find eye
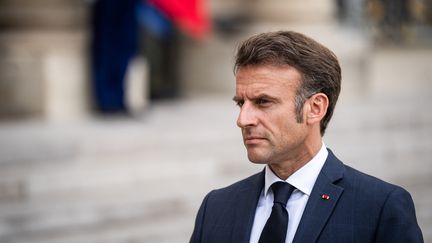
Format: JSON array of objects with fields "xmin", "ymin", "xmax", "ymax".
[
  {"xmin": 256, "ymin": 98, "xmax": 270, "ymax": 106},
  {"xmin": 235, "ymin": 100, "xmax": 244, "ymax": 107}
]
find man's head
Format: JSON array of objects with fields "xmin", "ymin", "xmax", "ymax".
[
  {"xmin": 233, "ymin": 31, "xmax": 341, "ymax": 170},
  {"xmin": 234, "ymin": 31, "xmax": 341, "ymax": 135}
]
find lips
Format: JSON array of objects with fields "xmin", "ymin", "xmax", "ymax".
[{"xmin": 244, "ymin": 136, "xmax": 266, "ymax": 145}]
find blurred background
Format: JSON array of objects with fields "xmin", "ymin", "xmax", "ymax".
[{"xmin": 0, "ymin": 0, "xmax": 431, "ymax": 242}]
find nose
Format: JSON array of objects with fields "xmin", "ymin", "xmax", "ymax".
[{"xmin": 237, "ymin": 102, "xmax": 258, "ymax": 128}]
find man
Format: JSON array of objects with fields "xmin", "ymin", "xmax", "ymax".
[{"xmin": 189, "ymin": 31, "xmax": 423, "ymax": 243}]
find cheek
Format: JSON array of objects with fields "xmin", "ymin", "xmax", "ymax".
[
  {"xmin": 260, "ymin": 105, "xmax": 298, "ymax": 136},
  {"xmin": 263, "ymin": 115, "xmax": 290, "ymax": 138},
  {"xmin": 274, "ymin": 115, "xmax": 304, "ymax": 139}
]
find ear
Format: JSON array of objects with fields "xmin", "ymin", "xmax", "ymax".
[{"xmin": 305, "ymin": 93, "xmax": 329, "ymax": 125}]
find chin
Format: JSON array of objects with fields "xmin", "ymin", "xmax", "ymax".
[{"xmin": 247, "ymin": 153, "xmax": 268, "ymax": 164}]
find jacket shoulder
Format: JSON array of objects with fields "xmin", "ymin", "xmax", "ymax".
[
  {"xmin": 342, "ymin": 164, "xmax": 403, "ymax": 196},
  {"xmin": 325, "ymin": 150, "xmax": 402, "ymax": 197}
]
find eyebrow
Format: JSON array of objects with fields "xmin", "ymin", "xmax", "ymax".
[
  {"xmin": 232, "ymin": 94, "xmax": 278, "ymax": 102},
  {"xmin": 254, "ymin": 94, "xmax": 276, "ymax": 100}
]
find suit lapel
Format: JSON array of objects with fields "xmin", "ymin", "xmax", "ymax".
[
  {"xmin": 293, "ymin": 150, "xmax": 345, "ymax": 243},
  {"xmin": 231, "ymin": 170, "xmax": 264, "ymax": 243}
]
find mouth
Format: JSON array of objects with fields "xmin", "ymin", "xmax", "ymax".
[{"xmin": 244, "ymin": 136, "xmax": 266, "ymax": 145}]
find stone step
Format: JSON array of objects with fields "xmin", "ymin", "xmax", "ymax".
[
  {"xmin": 1, "ymin": 214, "xmax": 192, "ymax": 243},
  {"xmin": 0, "ymin": 154, "xmax": 219, "ymax": 199},
  {"xmin": 0, "ymin": 170, "xmax": 212, "ymax": 241}
]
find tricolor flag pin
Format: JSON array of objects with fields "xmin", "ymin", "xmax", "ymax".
[{"xmin": 321, "ymin": 194, "xmax": 330, "ymax": 200}]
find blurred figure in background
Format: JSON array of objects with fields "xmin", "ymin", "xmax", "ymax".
[
  {"xmin": 138, "ymin": 2, "xmax": 179, "ymax": 100},
  {"xmin": 335, "ymin": 0, "xmax": 367, "ymax": 27},
  {"xmin": 143, "ymin": 0, "xmax": 210, "ymax": 100},
  {"xmin": 378, "ymin": 0, "xmax": 412, "ymax": 42},
  {"xmin": 91, "ymin": 0, "xmax": 140, "ymax": 114},
  {"xmin": 366, "ymin": 0, "xmax": 416, "ymax": 43},
  {"xmin": 91, "ymin": 0, "xmax": 210, "ymax": 114}
]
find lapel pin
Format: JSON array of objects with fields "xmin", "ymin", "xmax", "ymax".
[{"xmin": 321, "ymin": 194, "xmax": 330, "ymax": 200}]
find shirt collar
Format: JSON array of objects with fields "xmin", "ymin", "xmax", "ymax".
[{"xmin": 264, "ymin": 143, "xmax": 328, "ymax": 197}]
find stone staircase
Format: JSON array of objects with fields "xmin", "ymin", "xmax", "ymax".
[
  {"xmin": 0, "ymin": 98, "xmax": 255, "ymax": 243},
  {"xmin": 1, "ymin": 74, "xmax": 432, "ymax": 242}
]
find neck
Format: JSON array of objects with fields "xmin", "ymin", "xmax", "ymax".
[{"xmin": 269, "ymin": 139, "xmax": 322, "ymax": 180}]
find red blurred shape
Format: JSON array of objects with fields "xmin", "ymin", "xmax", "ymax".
[{"xmin": 148, "ymin": 0, "xmax": 211, "ymax": 40}]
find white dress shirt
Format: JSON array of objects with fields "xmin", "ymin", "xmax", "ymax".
[{"xmin": 249, "ymin": 143, "xmax": 328, "ymax": 243}]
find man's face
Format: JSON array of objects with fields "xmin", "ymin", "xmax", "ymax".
[{"xmin": 234, "ymin": 65, "xmax": 310, "ymax": 165}]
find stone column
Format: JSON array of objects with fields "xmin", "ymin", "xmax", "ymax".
[{"xmin": 0, "ymin": 0, "xmax": 91, "ymax": 120}]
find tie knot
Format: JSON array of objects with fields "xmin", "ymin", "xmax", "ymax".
[{"xmin": 271, "ymin": 182, "xmax": 295, "ymax": 206}]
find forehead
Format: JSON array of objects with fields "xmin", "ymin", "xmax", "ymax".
[{"xmin": 235, "ymin": 65, "xmax": 301, "ymax": 96}]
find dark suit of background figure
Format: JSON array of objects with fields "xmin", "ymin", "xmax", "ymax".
[
  {"xmin": 91, "ymin": 0, "xmax": 139, "ymax": 112},
  {"xmin": 190, "ymin": 150, "xmax": 424, "ymax": 243}
]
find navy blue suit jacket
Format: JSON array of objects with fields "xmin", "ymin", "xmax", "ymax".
[{"xmin": 190, "ymin": 150, "xmax": 423, "ymax": 243}]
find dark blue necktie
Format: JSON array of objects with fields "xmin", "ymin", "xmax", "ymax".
[{"xmin": 258, "ymin": 181, "xmax": 295, "ymax": 243}]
